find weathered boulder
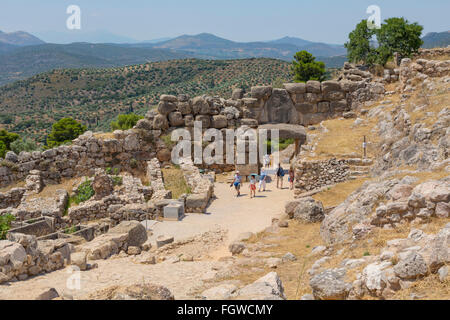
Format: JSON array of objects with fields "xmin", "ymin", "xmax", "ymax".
[
  {"xmin": 291, "ymin": 197, "xmax": 324, "ymax": 223},
  {"xmin": 168, "ymin": 112, "xmax": 184, "ymax": 127},
  {"xmin": 157, "ymin": 101, "xmax": 177, "ymax": 116},
  {"xmin": 92, "ymin": 173, "xmax": 114, "ymax": 200},
  {"xmin": 110, "ymin": 221, "xmax": 148, "ymax": 247},
  {"xmin": 306, "ymin": 80, "xmax": 321, "ymax": 93},
  {"xmin": 231, "ymin": 88, "xmax": 244, "ymax": 100},
  {"xmin": 229, "ymin": 242, "xmax": 246, "ymax": 255},
  {"xmin": 251, "ymin": 86, "xmax": 272, "ymax": 100},
  {"xmin": 192, "ymin": 97, "xmax": 210, "ymax": 115},
  {"xmin": 34, "ymin": 288, "xmax": 60, "ymax": 300},
  {"xmin": 201, "ymin": 284, "xmax": 238, "ymax": 300},
  {"xmin": 394, "ymin": 252, "xmax": 428, "ymax": 280},
  {"xmin": 70, "ymin": 251, "xmax": 87, "ymax": 271},
  {"xmin": 309, "ymin": 268, "xmax": 352, "ymax": 300},
  {"xmin": 160, "ymin": 94, "xmax": 178, "ymax": 103},
  {"xmin": 88, "ymin": 284, "xmax": 174, "ymax": 300},
  {"xmin": 236, "ymin": 272, "xmax": 286, "ymax": 300},
  {"xmin": 153, "ymin": 114, "xmax": 169, "ymax": 131},
  {"xmin": 283, "ymin": 83, "xmax": 306, "ymax": 94},
  {"xmin": 211, "ymin": 115, "xmax": 228, "ymax": 129}
]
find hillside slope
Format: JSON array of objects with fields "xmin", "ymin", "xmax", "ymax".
[
  {"xmin": 0, "ymin": 58, "xmax": 291, "ymax": 143},
  {"xmin": 0, "ymin": 43, "xmax": 193, "ymax": 85},
  {"xmin": 422, "ymin": 31, "xmax": 450, "ymax": 48}
]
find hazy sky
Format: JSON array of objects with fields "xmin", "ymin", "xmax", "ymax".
[{"xmin": 0, "ymin": 0, "xmax": 449, "ymax": 43}]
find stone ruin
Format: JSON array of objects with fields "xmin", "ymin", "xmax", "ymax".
[{"xmin": 0, "ymin": 60, "xmax": 395, "ymax": 286}]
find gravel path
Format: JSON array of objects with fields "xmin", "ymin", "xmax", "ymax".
[{"xmin": 0, "ymin": 180, "xmax": 292, "ymax": 300}]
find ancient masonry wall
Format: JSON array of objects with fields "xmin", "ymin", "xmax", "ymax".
[
  {"xmin": 294, "ymin": 158, "xmax": 373, "ymax": 195},
  {"xmin": 0, "ymin": 129, "xmax": 159, "ymax": 188},
  {"xmin": 145, "ymin": 77, "xmax": 385, "ymax": 134}
]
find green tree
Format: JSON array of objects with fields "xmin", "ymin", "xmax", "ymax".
[
  {"xmin": 0, "ymin": 214, "xmax": 15, "ymax": 240},
  {"xmin": 10, "ymin": 138, "xmax": 39, "ymax": 154},
  {"xmin": 345, "ymin": 17, "xmax": 423, "ymax": 66},
  {"xmin": 0, "ymin": 141, "xmax": 6, "ymax": 158},
  {"xmin": 292, "ymin": 51, "xmax": 326, "ymax": 83},
  {"xmin": 376, "ymin": 17, "xmax": 423, "ymax": 65},
  {"xmin": 344, "ymin": 20, "xmax": 378, "ymax": 65},
  {"xmin": 0, "ymin": 129, "xmax": 20, "ymax": 153},
  {"xmin": 110, "ymin": 113, "xmax": 144, "ymax": 131},
  {"xmin": 46, "ymin": 118, "xmax": 87, "ymax": 148}
]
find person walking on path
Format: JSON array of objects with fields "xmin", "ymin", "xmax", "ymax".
[
  {"xmin": 263, "ymin": 154, "xmax": 270, "ymax": 168},
  {"xmin": 259, "ymin": 169, "xmax": 267, "ymax": 192},
  {"xmin": 276, "ymin": 163, "xmax": 285, "ymax": 189},
  {"xmin": 288, "ymin": 167, "xmax": 295, "ymax": 190},
  {"xmin": 230, "ymin": 171, "xmax": 242, "ymax": 197},
  {"xmin": 249, "ymin": 174, "xmax": 257, "ymax": 198}
]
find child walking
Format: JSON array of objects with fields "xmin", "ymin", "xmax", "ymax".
[
  {"xmin": 231, "ymin": 171, "xmax": 242, "ymax": 197},
  {"xmin": 288, "ymin": 168, "xmax": 295, "ymax": 190},
  {"xmin": 249, "ymin": 174, "xmax": 257, "ymax": 198}
]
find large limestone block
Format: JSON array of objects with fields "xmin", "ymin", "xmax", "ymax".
[
  {"xmin": 283, "ymin": 83, "xmax": 306, "ymax": 94},
  {"xmin": 110, "ymin": 221, "xmax": 148, "ymax": 247},
  {"xmin": 259, "ymin": 88, "xmax": 297, "ymax": 124},
  {"xmin": 251, "ymin": 86, "xmax": 273, "ymax": 100}
]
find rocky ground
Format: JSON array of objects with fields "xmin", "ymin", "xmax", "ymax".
[{"xmin": 0, "ymin": 50, "xmax": 448, "ymax": 300}]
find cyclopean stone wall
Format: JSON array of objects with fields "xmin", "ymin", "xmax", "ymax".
[
  {"xmin": 294, "ymin": 158, "xmax": 373, "ymax": 195},
  {"xmin": 143, "ymin": 78, "xmax": 385, "ymax": 133},
  {"xmin": 0, "ymin": 128, "xmax": 161, "ymax": 188}
]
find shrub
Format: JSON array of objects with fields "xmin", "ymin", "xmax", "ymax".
[
  {"xmin": 0, "ymin": 129, "xmax": 20, "ymax": 156},
  {"xmin": 110, "ymin": 113, "xmax": 144, "ymax": 131},
  {"xmin": 112, "ymin": 176, "xmax": 123, "ymax": 186},
  {"xmin": 0, "ymin": 141, "xmax": 6, "ymax": 159},
  {"xmin": 265, "ymin": 138, "xmax": 295, "ymax": 153},
  {"xmin": 345, "ymin": 17, "xmax": 423, "ymax": 66},
  {"xmin": 129, "ymin": 158, "xmax": 138, "ymax": 169},
  {"xmin": 71, "ymin": 179, "xmax": 95, "ymax": 205},
  {"xmin": 10, "ymin": 138, "xmax": 39, "ymax": 154},
  {"xmin": 46, "ymin": 118, "xmax": 87, "ymax": 148},
  {"xmin": 64, "ymin": 226, "xmax": 77, "ymax": 234},
  {"xmin": 292, "ymin": 51, "xmax": 326, "ymax": 83},
  {"xmin": 0, "ymin": 214, "xmax": 16, "ymax": 240}
]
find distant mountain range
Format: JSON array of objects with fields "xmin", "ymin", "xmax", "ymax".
[
  {"xmin": 1, "ymin": 29, "xmax": 449, "ymax": 87},
  {"xmin": 0, "ymin": 30, "xmax": 45, "ymax": 46},
  {"xmin": 422, "ymin": 31, "xmax": 450, "ymax": 49},
  {"xmin": 0, "ymin": 43, "xmax": 193, "ymax": 85}
]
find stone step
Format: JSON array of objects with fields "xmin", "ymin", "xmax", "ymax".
[
  {"xmin": 348, "ymin": 170, "xmax": 369, "ymax": 176},
  {"xmin": 349, "ymin": 165, "xmax": 372, "ymax": 171},
  {"xmin": 349, "ymin": 174, "xmax": 370, "ymax": 180}
]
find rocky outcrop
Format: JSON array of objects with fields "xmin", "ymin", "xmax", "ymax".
[
  {"xmin": 201, "ymin": 272, "xmax": 286, "ymax": 300},
  {"xmin": 0, "ymin": 129, "xmax": 159, "ymax": 188},
  {"xmin": 321, "ymin": 176, "xmax": 449, "ymax": 245},
  {"xmin": 0, "ymin": 233, "xmax": 72, "ymax": 284},
  {"xmin": 285, "ymin": 197, "xmax": 325, "ymax": 223},
  {"xmin": 87, "ymin": 283, "xmax": 174, "ymax": 300},
  {"xmin": 76, "ymin": 221, "xmax": 148, "ymax": 260}
]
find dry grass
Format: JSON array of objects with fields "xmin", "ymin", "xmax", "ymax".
[
  {"xmin": 321, "ymin": 217, "xmax": 450, "ymax": 294},
  {"xmin": 214, "ymin": 221, "xmax": 324, "ymax": 300},
  {"xmin": 389, "ymin": 167, "xmax": 450, "ymax": 185},
  {"xmin": 27, "ymin": 177, "xmax": 82, "ymax": 200},
  {"xmin": 391, "ymin": 270, "xmax": 450, "ymax": 300},
  {"xmin": 312, "ymin": 177, "xmax": 371, "ymax": 208},
  {"xmin": 308, "ymin": 117, "xmax": 379, "ymax": 160},
  {"xmin": 161, "ymin": 166, "xmax": 191, "ymax": 199},
  {"xmin": 0, "ymin": 180, "xmax": 26, "ymax": 193},
  {"xmin": 93, "ymin": 132, "xmax": 115, "ymax": 140}
]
